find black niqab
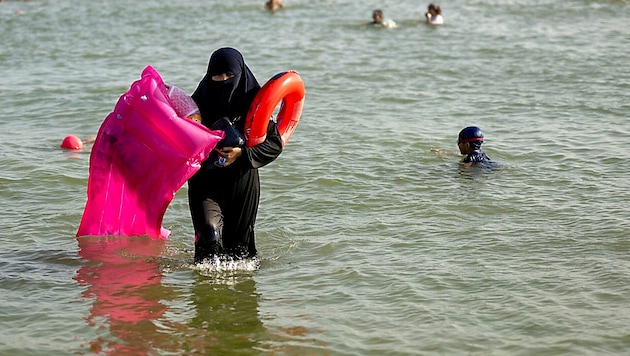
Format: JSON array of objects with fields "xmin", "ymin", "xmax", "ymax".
[{"xmin": 192, "ymin": 47, "xmax": 260, "ymax": 128}]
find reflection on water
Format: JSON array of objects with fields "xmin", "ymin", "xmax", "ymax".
[
  {"xmin": 75, "ymin": 236, "xmax": 270, "ymax": 354},
  {"xmin": 187, "ymin": 276, "xmax": 265, "ymax": 354},
  {"xmin": 74, "ymin": 236, "xmax": 173, "ymax": 354}
]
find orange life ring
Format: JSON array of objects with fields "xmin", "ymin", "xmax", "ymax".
[{"xmin": 244, "ymin": 71, "xmax": 305, "ymax": 147}]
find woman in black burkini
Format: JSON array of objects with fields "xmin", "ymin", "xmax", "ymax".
[{"xmin": 188, "ymin": 47, "xmax": 283, "ymax": 263}]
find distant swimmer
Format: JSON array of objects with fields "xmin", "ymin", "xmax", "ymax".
[
  {"xmin": 425, "ymin": 3, "xmax": 444, "ymax": 25},
  {"xmin": 431, "ymin": 126, "xmax": 501, "ymax": 169},
  {"xmin": 368, "ymin": 9, "xmax": 397, "ymax": 29},
  {"xmin": 264, "ymin": 0, "xmax": 284, "ymax": 12},
  {"xmin": 456, "ymin": 126, "xmax": 492, "ymax": 168}
]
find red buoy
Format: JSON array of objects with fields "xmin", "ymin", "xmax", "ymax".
[{"xmin": 60, "ymin": 135, "xmax": 84, "ymax": 150}]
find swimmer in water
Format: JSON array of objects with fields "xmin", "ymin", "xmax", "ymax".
[
  {"xmin": 264, "ymin": 0, "xmax": 284, "ymax": 12},
  {"xmin": 432, "ymin": 126, "xmax": 499, "ymax": 169},
  {"xmin": 367, "ymin": 9, "xmax": 398, "ymax": 29},
  {"xmin": 425, "ymin": 3, "xmax": 444, "ymax": 25},
  {"xmin": 456, "ymin": 126, "xmax": 493, "ymax": 168}
]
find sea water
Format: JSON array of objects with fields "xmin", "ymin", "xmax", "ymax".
[{"xmin": 1, "ymin": 0, "xmax": 629, "ymax": 354}]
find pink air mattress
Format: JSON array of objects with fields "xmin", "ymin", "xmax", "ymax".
[{"xmin": 77, "ymin": 65, "xmax": 222, "ymax": 239}]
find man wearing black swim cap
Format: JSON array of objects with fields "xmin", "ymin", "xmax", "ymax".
[{"xmin": 457, "ymin": 126, "xmax": 491, "ymax": 168}]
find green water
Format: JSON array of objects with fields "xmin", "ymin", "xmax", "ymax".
[{"xmin": 1, "ymin": 0, "xmax": 629, "ymax": 354}]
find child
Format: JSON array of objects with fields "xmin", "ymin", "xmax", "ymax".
[{"xmin": 457, "ymin": 126, "xmax": 492, "ymax": 168}]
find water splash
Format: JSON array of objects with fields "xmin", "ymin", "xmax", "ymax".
[{"xmin": 191, "ymin": 255, "xmax": 260, "ymax": 276}]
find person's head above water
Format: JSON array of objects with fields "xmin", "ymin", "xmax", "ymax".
[
  {"xmin": 427, "ymin": 3, "xmax": 441, "ymax": 15},
  {"xmin": 372, "ymin": 9, "xmax": 383, "ymax": 23},
  {"xmin": 265, "ymin": 0, "xmax": 284, "ymax": 11},
  {"xmin": 458, "ymin": 126, "xmax": 484, "ymax": 151}
]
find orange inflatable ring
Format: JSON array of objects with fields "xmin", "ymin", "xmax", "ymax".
[{"xmin": 244, "ymin": 71, "xmax": 305, "ymax": 147}]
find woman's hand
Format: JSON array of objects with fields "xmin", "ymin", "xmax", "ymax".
[{"xmin": 217, "ymin": 147, "xmax": 242, "ymax": 167}]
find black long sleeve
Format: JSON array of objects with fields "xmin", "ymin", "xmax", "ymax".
[{"xmin": 242, "ymin": 119, "xmax": 283, "ymax": 169}]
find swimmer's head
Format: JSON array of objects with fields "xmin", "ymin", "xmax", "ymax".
[
  {"xmin": 458, "ymin": 126, "xmax": 484, "ymax": 150},
  {"xmin": 373, "ymin": 9, "xmax": 383, "ymax": 22},
  {"xmin": 428, "ymin": 3, "xmax": 441, "ymax": 15}
]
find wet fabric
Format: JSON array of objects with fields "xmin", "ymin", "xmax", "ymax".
[
  {"xmin": 463, "ymin": 150, "xmax": 491, "ymax": 164},
  {"xmin": 192, "ymin": 47, "xmax": 261, "ymax": 127},
  {"xmin": 188, "ymin": 48, "xmax": 283, "ymax": 260}
]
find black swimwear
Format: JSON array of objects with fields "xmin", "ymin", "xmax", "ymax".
[
  {"xmin": 188, "ymin": 48, "xmax": 283, "ymax": 262},
  {"xmin": 463, "ymin": 151, "xmax": 491, "ymax": 164}
]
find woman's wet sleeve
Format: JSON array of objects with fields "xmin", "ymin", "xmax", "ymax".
[{"xmin": 242, "ymin": 120, "xmax": 283, "ymax": 169}]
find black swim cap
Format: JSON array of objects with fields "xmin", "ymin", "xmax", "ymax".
[{"xmin": 458, "ymin": 126, "xmax": 484, "ymax": 143}]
